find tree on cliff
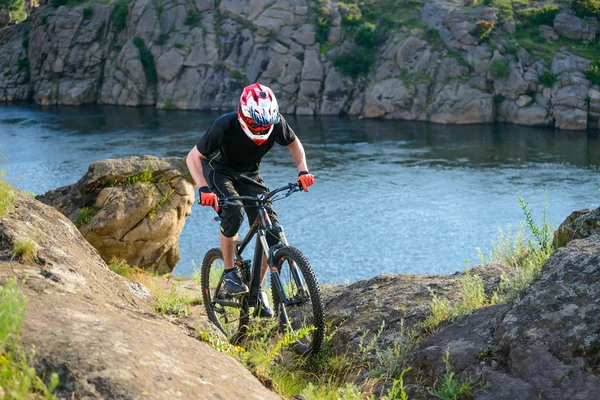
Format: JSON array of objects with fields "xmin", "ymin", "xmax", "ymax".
[{"xmin": 0, "ymin": 0, "xmax": 26, "ymax": 23}]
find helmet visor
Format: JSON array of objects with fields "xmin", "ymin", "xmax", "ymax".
[{"xmin": 244, "ymin": 117, "xmax": 272, "ymax": 135}]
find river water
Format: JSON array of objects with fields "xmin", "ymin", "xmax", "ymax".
[{"xmin": 1, "ymin": 104, "xmax": 598, "ymax": 283}]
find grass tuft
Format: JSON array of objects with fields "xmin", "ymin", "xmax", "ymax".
[
  {"xmin": 75, "ymin": 206, "xmax": 101, "ymax": 227},
  {"xmin": 10, "ymin": 237, "xmax": 37, "ymax": 263},
  {"xmin": 0, "ymin": 171, "xmax": 17, "ymax": 218},
  {"xmin": 1, "ymin": 278, "xmax": 60, "ymax": 399},
  {"xmin": 429, "ymin": 349, "xmax": 472, "ymax": 399}
]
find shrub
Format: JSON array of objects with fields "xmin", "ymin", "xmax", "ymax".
[
  {"xmin": 10, "ymin": 237, "xmax": 36, "ymax": 263},
  {"xmin": 538, "ymin": 70, "xmax": 557, "ymax": 87},
  {"xmin": 21, "ymin": 37, "xmax": 28, "ymax": 49},
  {"xmin": 572, "ymin": 0, "xmax": 600, "ymax": 18},
  {"xmin": 474, "ymin": 20, "xmax": 494, "ymax": 42},
  {"xmin": 341, "ymin": 3, "xmax": 362, "ymax": 26},
  {"xmin": 229, "ymin": 70, "xmax": 244, "ymax": 80},
  {"xmin": 333, "ymin": 50, "xmax": 375, "ymax": 79},
  {"xmin": 519, "ymin": 5, "xmax": 560, "ymax": 27},
  {"xmin": 424, "ymin": 28, "xmax": 440, "ymax": 43},
  {"xmin": 315, "ymin": 15, "xmax": 332, "ymax": 44},
  {"xmin": 355, "ymin": 22, "xmax": 378, "ymax": 47},
  {"xmin": 584, "ymin": 62, "xmax": 600, "ymax": 86},
  {"xmin": 133, "ymin": 37, "xmax": 158, "ymax": 87},
  {"xmin": 112, "ymin": 0, "xmax": 129, "ymax": 32},
  {"xmin": 184, "ymin": 9, "xmax": 199, "ymax": 26},
  {"xmin": 505, "ymin": 43, "xmax": 518, "ymax": 54},
  {"xmin": 83, "ymin": 6, "xmax": 93, "ymax": 20},
  {"xmin": 156, "ymin": 32, "xmax": 168, "ymax": 46},
  {"xmin": 488, "ymin": 58, "xmax": 509, "ymax": 79},
  {"xmin": 75, "ymin": 206, "xmax": 100, "ymax": 227}
]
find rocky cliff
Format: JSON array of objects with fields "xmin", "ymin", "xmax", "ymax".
[{"xmin": 0, "ymin": 0, "xmax": 599, "ymax": 130}]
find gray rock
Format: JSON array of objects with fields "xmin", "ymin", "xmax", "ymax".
[
  {"xmin": 539, "ymin": 25, "xmax": 559, "ymax": 43},
  {"xmin": 553, "ymin": 208, "xmax": 600, "ymax": 248},
  {"xmin": 516, "ymin": 95, "xmax": 533, "ymax": 107},
  {"xmin": 428, "ymin": 83, "xmax": 494, "ymax": 124},
  {"xmin": 156, "ymin": 50, "xmax": 184, "ymax": 82},
  {"xmin": 494, "ymin": 67, "xmax": 529, "ymax": 101},
  {"xmin": 554, "ymin": 12, "xmax": 598, "ymax": 41},
  {"xmin": 319, "ymin": 68, "xmax": 350, "ymax": 115},
  {"xmin": 552, "ymin": 51, "xmax": 592, "ymax": 76},
  {"xmin": 553, "ymin": 106, "xmax": 588, "ymax": 130},
  {"xmin": 301, "ymin": 49, "xmax": 323, "ymax": 81}
]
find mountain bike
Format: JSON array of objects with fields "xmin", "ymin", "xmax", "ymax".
[{"xmin": 200, "ymin": 182, "xmax": 325, "ymax": 355}]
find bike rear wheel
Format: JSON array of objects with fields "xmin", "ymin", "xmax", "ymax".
[
  {"xmin": 201, "ymin": 248, "xmax": 249, "ymax": 343},
  {"xmin": 271, "ymin": 246, "xmax": 325, "ymax": 355}
]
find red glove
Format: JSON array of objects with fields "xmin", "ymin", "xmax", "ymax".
[
  {"xmin": 199, "ymin": 186, "xmax": 219, "ymax": 211},
  {"xmin": 297, "ymin": 171, "xmax": 314, "ymax": 192}
]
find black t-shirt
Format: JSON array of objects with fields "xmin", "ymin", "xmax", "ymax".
[{"xmin": 196, "ymin": 112, "xmax": 297, "ymax": 172}]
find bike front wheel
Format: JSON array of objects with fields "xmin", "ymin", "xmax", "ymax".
[
  {"xmin": 201, "ymin": 248, "xmax": 249, "ymax": 343},
  {"xmin": 271, "ymin": 246, "xmax": 325, "ymax": 355}
]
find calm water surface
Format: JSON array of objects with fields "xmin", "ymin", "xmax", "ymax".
[{"xmin": 1, "ymin": 104, "xmax": 598, "ymax": 283}]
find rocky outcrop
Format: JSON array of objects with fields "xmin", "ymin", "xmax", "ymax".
[
  {"xmin": 0, "ymin": 190, "xmax": 280, "ymax": 399},
  {"xmin": 404, "ymin": 234, "xmax": 600, "ymax": 399},
  {"xmin": 553, "ymin": 207, "xmax": 600, "ymax": 248},
  {"xmin": 37, "ymin": 155, "xmax": 194, "ymax": 274},
  {"xmin": 0, "ymin": 0, "xmax": 599, "ymax": 129}
]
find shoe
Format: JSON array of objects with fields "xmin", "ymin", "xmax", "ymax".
[
  {"xmin": 222, "ymin": 269, "xmax": 249, "ymax": 295},
  {"xmin": 254, "ymin": 290, "xmax": 273, "ymax": 318}
]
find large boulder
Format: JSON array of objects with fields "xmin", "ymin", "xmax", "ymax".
[
  {"xmin": 403, "ymin": 234, "xmax": 600, "ymax": 399},
  {"xmin": 0, "ymin": 190, "xmax": 280, "ymax": 399},
  {"xmin": 553, "ymin": 207, "xmax": 600, "ymax": 248},
  {"xmin": 37, "ymin": 156, "xmax": 194, "ymax": 274}
]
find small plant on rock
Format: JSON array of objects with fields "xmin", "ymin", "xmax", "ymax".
[
  {"xmin": 0, "ymin": 171, "xmax": 17, "ymax": 218},
  {"xmin": 538, "ymin": 70, "xmax": 557, "ymax": 87},
  {"xmin": 474, "ymin": 20, "xmax": 494, "ymax": 42},
  {"xmin": 572, "ymin": 0, "xmax": 600, "ymax": 18},
  {"xmin": 488, "ymin": 58, "xmax": 509, "ymax": 79},
  {"xmin": 429, "ymin": 349, "xmax": 472, "ymax": 400},
  {"xmin": 10, "ymin": 237, "xmax": 36, "ymax": 263},
  {"xmin": 584, "ymin": 61, "xmax": 600, "ymax": 86},
  {"xmin": 75, "ymin": 206, "xmax": 100, "ymax": 227}
]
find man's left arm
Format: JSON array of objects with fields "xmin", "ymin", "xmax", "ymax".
[{"xmin": 288, "ymin": 138, "xmax": 314, "ymax": 192}]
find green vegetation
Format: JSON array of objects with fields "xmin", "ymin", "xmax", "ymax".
[
  {"xmin": 474, "ymin": 20, "xmax": 494, "ymax": 42},
  {"xmin": 386, "ymin": 367, "xmax": 411, "ymax": 400},
  {"xmin": 83, "ymin": 6, "xmax": 93, "ymax": 21},
  {"xmin": 149, "ymin": 188, "xmax": 174, "ymax": 220},
  {"xmin": 229, "ymin": 69, "xmax": 245, "ymax": 80},
  {"xmin": 112, "ymin": 0, "xmax": 130, "ymax": 32},
  {"xmin": 163, "ymin": 99, "xmax": 175, "ymax": 109},
  {"xmin": 333, "ymin": 50, "xmax": 375, "ymax": 79},
  {"xmin": 108, "ymin": 257, "xmax": 137, "ymax": 278},
  {"xmin": 1, "ymin": 0, "xmax": 26, "ymax": 22},
  {"xmin": 0, "ymin": 171, "xmax": 17, "ymax": 218},
  {"xmin": 75, "ymin": 206, "xmax": 100, "ymax": 227},
  {"xmin": 10, "ymin": 237, "xmax": 36, "ymax": 263},
  {"xmin": 133, "ymin": 37, "xmax": 158, "ymax": 87},
  {"xmin": 429, "ymin": 349, "xmax": 472, "ymax": 399},
  {"xmin": 156, "ymin": 32, "xmax": 168, "ymax": 46},
  {"xmin": 572, "ymin": 0, "xmax": 600, "ymax": 18},
  {"xmin": 21, "ymin": 37, "xmax": 29, "ymax": 50},
  {"xmin": 124, "ymin": 165, "xmax": 154, "ymax": 185},
  {"xmin": 518, "ymin": 5, "xmax": 560, "ymax": 28},
  {"xmin": 154, "ymin": 286, "xmax": 200, "ymax": 317},
  {"xmin": 477, "ymin": 197, "xmax": 554, "ymax": 303},
  {"xmin": 538, "ymin": 70, "xmax": 557, "ymax": 87},
  {"xmin": 173, "ymin": 42, "xmax": 184, "ymax": 49},
  {"xmin": 585, "ymin": 61, "xmax": 600, "ymax": 86},
  {"xmin": 488, "ymin": 58, "xmax": 509, "ymax": 79},
  {"xmin": 184, "ymin": 8, "xmax": 200, "ymax": 26},
  {"xmin": 1, "ymin": 278, "xmax": 60, "ymax": 399}
]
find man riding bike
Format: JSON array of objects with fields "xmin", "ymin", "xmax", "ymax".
[{"xmin": 186, "ymin": 83, "xmax": 315, "ymax": 317}]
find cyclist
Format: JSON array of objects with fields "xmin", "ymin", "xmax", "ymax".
[{"xmin": 186, "ymin": 83, "xmax": 315, "ymax": 317}]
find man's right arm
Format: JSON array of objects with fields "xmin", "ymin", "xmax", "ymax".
[
  {"xmin": 186, "ymin": 147, "xmax": 219, "ymax": 211},
  {"xmin": 186, "ymin": 146, "xmax": 208, "ymax": 188}
]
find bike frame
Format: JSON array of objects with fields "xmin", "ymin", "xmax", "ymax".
[{"xmin": 220, "ymin": 184, "xmax": 305, "ymax": 310}]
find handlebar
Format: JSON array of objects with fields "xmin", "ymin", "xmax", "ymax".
[{"xmin": 204, "ymin": 182, "xmax": 303, "ymax": 209}]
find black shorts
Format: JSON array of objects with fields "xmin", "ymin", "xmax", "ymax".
[{"xmin": 203, "ymin": 164, "xmax": 280, "ymax": 244}]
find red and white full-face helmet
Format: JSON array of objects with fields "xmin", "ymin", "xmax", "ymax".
[{"xmin": 237, "ymin": 83, "xmax": 280, "ymax": 145}]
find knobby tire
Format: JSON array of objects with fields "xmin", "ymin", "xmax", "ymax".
[{"xmin": 271, "ymin": 246, "xmax": 325, "ymax": 355}]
